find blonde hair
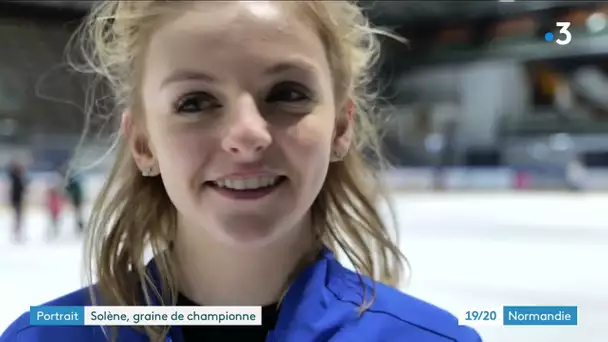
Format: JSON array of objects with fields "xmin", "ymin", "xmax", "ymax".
[{"xmin": 74, "ymin": 1, "xmax": 407, "ymax": 340}]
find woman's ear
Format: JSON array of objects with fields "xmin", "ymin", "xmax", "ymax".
[
  {"xmin": 331, "ymin": 99, "xmax": 354, "ymax": 162},
  {"xmin": 121, "ymin": 111, "xmax": 158, "ymax": 176}
]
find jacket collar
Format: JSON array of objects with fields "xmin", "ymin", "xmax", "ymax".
[{"xmin": 140, "ymin": 247, "xmax": 337, "ymax": 342}]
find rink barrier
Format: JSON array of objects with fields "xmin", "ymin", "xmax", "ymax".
[{"xmin": 3, "ymin": 167, "xmax": 608, "ymax": 207}]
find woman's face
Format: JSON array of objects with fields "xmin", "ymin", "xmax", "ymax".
[{"xmin": 130, "ymin": 1, "xmax": 352, "ymax": 248}]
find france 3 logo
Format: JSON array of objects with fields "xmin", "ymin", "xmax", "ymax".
[{"xmin": 544, "ymin": 22, "xmax": 572, "ymax": 45}]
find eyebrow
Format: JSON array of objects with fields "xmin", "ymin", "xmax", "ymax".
[
  {"xmin": 160, "ymin": 70, "xmax": 216, "ymax": 89},
  {"xmin": 264, "ymin": 60, "xmax": 317, "ymax": 76},
  {"xmin": 160, "ymin": 60, "xmax": 317, "ymax": 89}
]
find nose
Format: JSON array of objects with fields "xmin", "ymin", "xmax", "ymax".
[{"xmin": 221, "ymin": 96, "xmax": 272, "ymax": 160}]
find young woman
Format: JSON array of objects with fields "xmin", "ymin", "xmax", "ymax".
[{"xmin": 1, "ymin": 1, "xmax": 480, "ymax": 341}]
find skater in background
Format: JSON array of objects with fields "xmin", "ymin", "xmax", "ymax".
[
  {"xmin": 7, "ymin": 161, "xmax": 27, "ymax": 243},
  {"xmin": 65, "ymin": 172, "xmax": 85, "ymax": 233},
  {"xmin": 45, "ymin": 171, "xmax": 64, "ymax": 239}
]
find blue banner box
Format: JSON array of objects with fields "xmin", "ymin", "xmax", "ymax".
[
  {"xmin": 30, "ymin": 306, "xmax": 85, "ymax": 326},
  {"xmin": 503, "ymin": 306, "xmax": 577, "ymax": 326}
]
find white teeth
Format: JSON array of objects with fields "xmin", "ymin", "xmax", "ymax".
[{"xmin": 214, "ymin": 176, "xmax": 280, "ymax": 190}]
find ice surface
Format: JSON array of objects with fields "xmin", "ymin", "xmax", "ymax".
[
  {"xmin": 0, "ymin": 206, "xmax": 85, "ymax": 334},
  {"xmin": 1, "ymin": 193, "xmax": 607, "ymax": 341}
]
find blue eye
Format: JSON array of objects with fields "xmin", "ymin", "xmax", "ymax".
[{"xmin": 174, "ymin": 92, "xmax": 221, "ymax": 114}]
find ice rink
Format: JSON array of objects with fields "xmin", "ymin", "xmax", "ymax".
[{"xmin": 1, "ymin": 193, "xmax": 607, "ymax": 341}]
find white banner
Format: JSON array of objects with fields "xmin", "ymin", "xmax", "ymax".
[{"xmin": 83, "ymin": 306, "xmax": 262, "ymax": 326}]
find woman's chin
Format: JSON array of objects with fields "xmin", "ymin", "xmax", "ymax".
[{"xmin": 211, "ymin": 224, "xmax": 284, "ymax": 250}]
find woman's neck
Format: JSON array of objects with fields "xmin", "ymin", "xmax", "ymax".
[{"xmin": 173, "ymin": 218, "xmax": 315, "ymax": 306}]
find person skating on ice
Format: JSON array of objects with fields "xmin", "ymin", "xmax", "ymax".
[
  {"xmin": 65, "ymin": 172, "xmax": 85, "ymax": 233},
  {"xmin": 45, "ymin": 170, "xmax": 64, "ymax": 240},
  {"xmin": 7, "ymin": 160, "xmax": 27, "ymax": 243}
]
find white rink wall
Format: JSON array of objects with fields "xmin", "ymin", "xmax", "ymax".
[{"xmin": 5, "ymin": 167, "xmax": 608, "ymax": 207}]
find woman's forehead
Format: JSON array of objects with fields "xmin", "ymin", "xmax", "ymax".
[
  {"xmin": 152, "ymin": 1, "xmax": 303, "ymax": 38},
  {"xmin": 142, "ymin": 2, "xmax": 330, "ymax": 86}
]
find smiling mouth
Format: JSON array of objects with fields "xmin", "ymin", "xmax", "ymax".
[{"xmin": 205, "ymin": 176, "xmax": 287, "ymax": 191}]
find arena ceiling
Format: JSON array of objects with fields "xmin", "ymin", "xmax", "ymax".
[
  {"xmin": 5, "ymin": 1, "xmax": 588, "ymax": 27},
  {"xmin": 361, "ymin": 1, "xmax": 584, "ymax": 27}
]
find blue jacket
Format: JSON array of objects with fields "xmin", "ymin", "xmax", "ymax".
[{"xmin": 1, "ymin": 248, "xmax": 481, "ymax": 341}]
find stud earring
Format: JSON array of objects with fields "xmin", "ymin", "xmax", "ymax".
[
  {"xmin": 331, "ymin": 150, "xmax": 344, "ymax": 162},
  {"xmin": 142, "ymin": 166, "xmax": 155, "ymax": 177}
]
